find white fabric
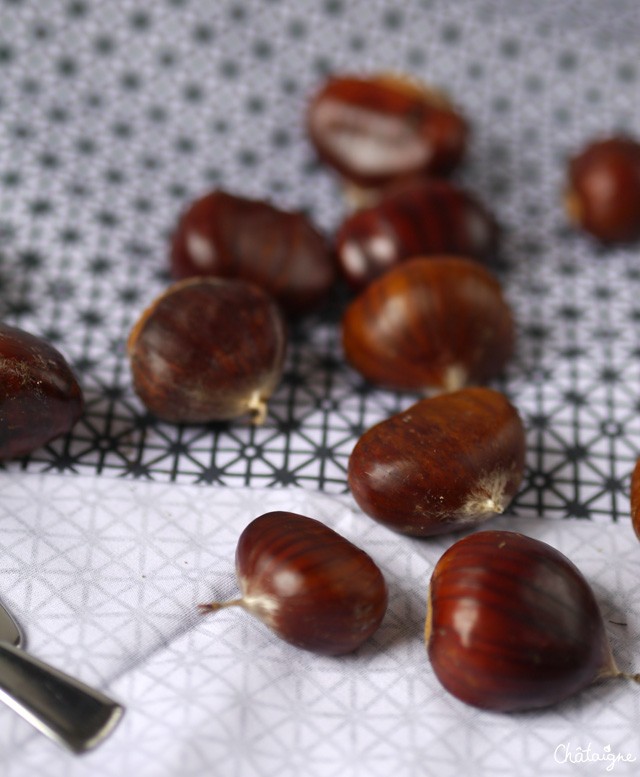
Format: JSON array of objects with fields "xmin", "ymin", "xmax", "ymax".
[{"xmin": 0, "ymin": 473, "xmax": 637, "ymax": 776}]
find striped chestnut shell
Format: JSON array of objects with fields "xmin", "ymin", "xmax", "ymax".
[
  {"xmin": 170, "ymin": 189, "xmax": 336, "ymax": 316},
  {"xmin": 128, "ymin": 277, "xmax": 286, "ymax": 424},
  {"xmin": 426, "ymin": 530, "xmax": 623, "ymax": 711},
  {"xmin": 200, "ymin": 511, "xmax": 388, "ymax": 656},
  {"xmin": 348, "ymin": 387, "xmax": 525, "ymax": 537},
  {"xmin": 307, "ymin": 73, "xmax": 468, "ymax": 197},
  {"xmin": 335, "ymin": 178, "xmax": 498, "ymax": 290},
  {"xmin": 342, "ymin": 256, "xmax": 515, "ymax": 393}
]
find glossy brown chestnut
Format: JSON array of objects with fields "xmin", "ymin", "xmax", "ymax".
[
  {"xmin": 630, "ymin": 456, "xmax": 640, "ymax": 541},
  {"xmin": 335, "ymin": 178, "xmax": 499, "ymax": 289},
  {"xmin": 565, "ymin": 136, "xmax": 640, "ymax": 244},
  {"xmin": 170, "ymin": 189, "xmax": 337, "ymax": 316},
  {"xmin": 348, "ymin": 388, "xmax": 525, "ymax": 537},
  {"xmin": 307, "ymin": 73, "xmax": 468, "ymax": 196},
  {"xmin": 426, "ymin": 530, "xmax": 630, "ymax": 711},
  {"xmin": 0, "ymin": 324, "xmax": 84, "ymax": 459},
  {"xmin": 128, "ymin": 277, "xmax": 286, "ymax": 424},
  {"xmin": 199, "ymin": 511, "xmax": 388, "ymax": 655},
  {"xmin": 342, "ymin": 256, "xmax": 515, "ymax": 392}
]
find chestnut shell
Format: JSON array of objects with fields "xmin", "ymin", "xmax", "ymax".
[
  {"xmin": 170, "ymin": 189, "xmax": 336, "ymax": 316},
  {"xmin": 335, "ymin": 179, "xmax": 498, "ymax": 290},
  {"xmin": 234, "ymin": 511, "xmax": 388, "ymax": 655},
  {"xmin": 128, "ymin": 277, "xmax": 287, "ymax": 424},
  {"xmin": 348, "ymin": 387, "xmax": 525, "ymax": 537},
  {"xmin": 630, "ymin": 456, "xmax": 640, "ymax": 541},
  {"xmin": 307, "ymin": 73, "xmax": 468, "ymax": 191},
  {"xmin": 342, "ymin": 256, "xmax": 515, "ymax": 392},
  {"xmin": 426, "ymin": 530, "xmax": 616, "ymax": 711},
  {"xmin": 0, "ymin": 324, "xmax": 84, "ymax": 459},
  {"xmin": 566, "ymin": 136, "xmax": 640, "ymax": 244}
]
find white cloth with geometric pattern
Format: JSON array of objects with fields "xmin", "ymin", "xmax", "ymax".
[{"xmin": 0, "ymin": 473, "xmax": 638, "ymax": 777}]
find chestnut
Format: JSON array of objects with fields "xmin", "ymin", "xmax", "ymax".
[
  {"xmin": 348, "ymin": 387, "xmax": 525, "ymax": 537},
  {"xmin": 199, "ymin": 511, "xmax": 388, "ymax": 655},
  {"xmin": 426, "ymin": 530, "xmax": 636, "ymax": 711},
  {"xmin": 565, "ymin": 136, "xmax": 640, "ymax": 244},
  {"xmin": 306, "ymin": 73, "xmax": 468, "ymax": 199},
  {"xmin": 630, "ymin": 456, "xmax": 640, "ymax": 542},
  {"xmin": 128, "ymin": 277, "xmax": 286, "ymax": 424},
  {"xmin": 0, "ymin": 323, "xmax": 83, "ymax": 459},
  {"xmin": 170, "ymin": 189, "xmax": 337, "ymax": 316},
  {"xmin": 335, "ymin": 178, "xmax": 499, "ymax": 289},
  {"xmin": 342, "ymin": 256, "xmax": 515, "ymax": 392}
]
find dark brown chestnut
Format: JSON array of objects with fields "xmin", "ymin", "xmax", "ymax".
[
  {"xmin": 170, "ymin": 189, "xmax": 337, "ymax": 316},
  {"xmin": 348, "ymin": 388, "xmax": 525, "ymax": 537},
  {"xmin": 307, "ymin": 73, "xmax": 468, "ymax": 199},
  {"xmin": 199, "ymin": 511, "xmax": 388, "ymax": 655},
  {"xmin": 630, "ymin": 456, "xmax": 640, "ymax": 542},
  {"xmin": 0, "ymin": 324, "xmax": 84, "ymax": 458},
  {"xmin": 128, "ymin": 277, "xmax": 287, "ymax": 424},
  {"xmin": 565, "ymin": 136, "xmax": 640, "ymax": 244},
  {"xmin": 335, "ymin": 178, "xmax": 499, "ymax": 289},
  {"xmin": 426, "ymin": 530, "xmax": 635, "ymax": 711},
  {"xmin": 342, "ymin": 256, "xmax": 515, "ymax": 392}
]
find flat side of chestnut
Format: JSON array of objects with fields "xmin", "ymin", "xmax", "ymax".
[
  {"xmin": 0, "ymin": 324, "xmax": 84, "ymax": 459},
  {"xmin": 341, "ymin": 256, "xmax": 515, "ymax": 392},
  {"xmin": 233, "ymin": 511, "xmax": 389, "ymax": 655},
  {"xmin": 335, "ymin": 179, "xmax": 499, "ymax": 290},
  {"xmin": 426, "ymin": 530, "xmax": 617, "ymax": 711},
  {"xmin": 348, "ymin": 387, "xmax": 525, "ymax": 536},
  {"xmin": 630, "ymin": 456, "xmax": 640, "ymax": 541},
  {"xmin": 306, "ymin": 74, "xmax": 468, "ymax": 190},
  {"xmin": 566, "ymin": 136, "xmax": 640, "ymax": 244},
  {"xmin": 170, "ymin": 190, "xmax": 336, "ymax": 316},
  {"xmin": 128, "ymin": 277, "xmax": 287, "ymax": 424}
]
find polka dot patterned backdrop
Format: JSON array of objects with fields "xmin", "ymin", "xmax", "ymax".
[{"xmin": 1, "ymin": 0, "xmax": 640, "ymax": 522}]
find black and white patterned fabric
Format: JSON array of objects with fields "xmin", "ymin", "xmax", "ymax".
[
  {"xmin": 2, "ymin": 2, "xmax": 640, "ymax": 775},
  {"xmin": 0, "ymin": 476, "xmax": 638, "ymax": 777},
  {"xmin": 1, "ymin": 0, "xmax": 640, "ymax": 523}
]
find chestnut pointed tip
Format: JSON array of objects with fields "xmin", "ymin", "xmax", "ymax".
[
  {"xmin": 247, "ymin": 390, "xmax": 269, "ymax": 425},
  {"xmin": 198, "ymin": 599, "xmax": 245, "ymax": 614},
  {"xmin": 441, "ymin": 364, "xmax": 468, "ymax": 393},
  {"xmin": 483, "ymin": 498, "xmax": 504, "ymax": 515}
]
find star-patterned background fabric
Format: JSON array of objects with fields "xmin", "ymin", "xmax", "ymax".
[{"xmin": 1, "ymin": 0, "xmax": 640, "ymax": 774}]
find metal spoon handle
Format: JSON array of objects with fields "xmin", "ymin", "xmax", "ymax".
[{"xmin": 0, "ymin": 642, "xmax": 123, "ymax": 753}]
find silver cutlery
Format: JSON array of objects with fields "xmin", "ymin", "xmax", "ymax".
[{"xmin": 0, "ymin": 599, "xmax": 124, "ymax": 753}]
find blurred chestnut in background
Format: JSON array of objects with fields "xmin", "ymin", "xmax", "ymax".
[
  {"xmin": 170, "ymin": 190, "xmax": 337, "ymax": 316},
  {"xmin": 565, "ymin": 136, "xmax": 640, "ymax": 244},
  {"xmin": 335, "ymin": 178, "xmax": 498, "ymax": 290},
  {"xmin": 307, "ymin": 73, "xmax": 468, "ymax": 200},
  {"xmin": 128, "ymin": 278, "xmax": 286, "ymax": 424},
  {"xmin": 0, "ymin": 323, "xmax": 83, "ymax": 459},
  {"xmin": 342, "ymin": 256, "xmax": 515, "ymax": 393},
  {"xmin": 348, "ymin": 387, "xmax": 525, "ymax": 537}
]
